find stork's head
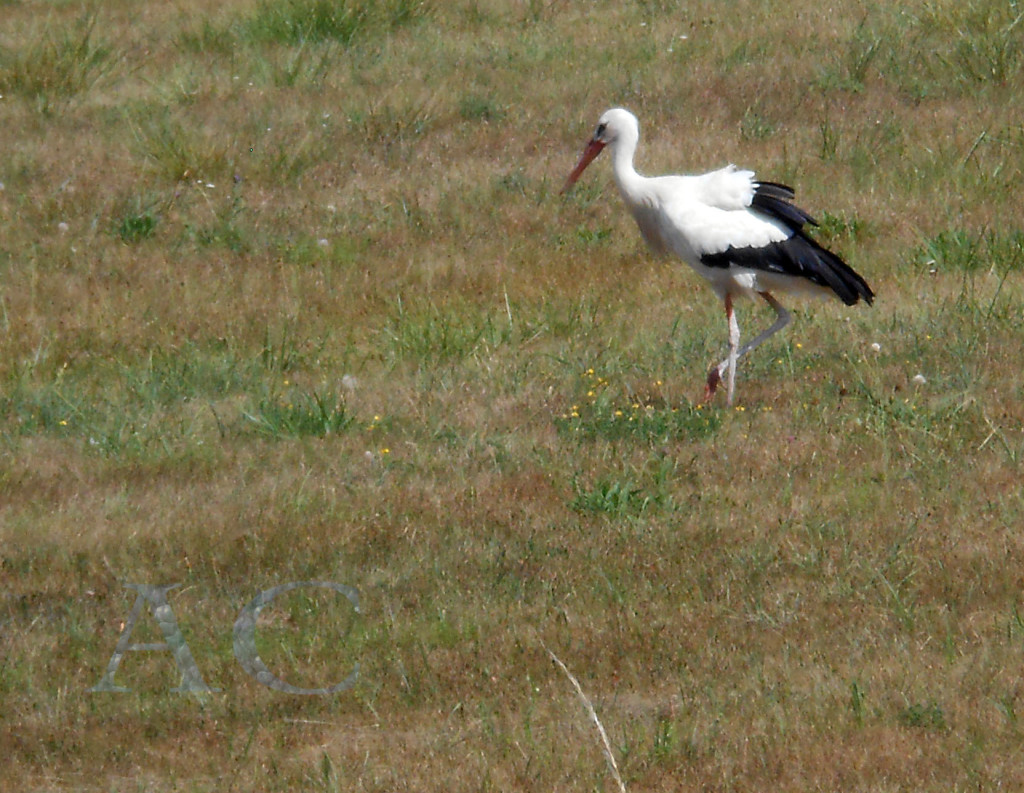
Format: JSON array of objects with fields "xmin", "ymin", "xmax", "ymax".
[{"xmin": 561, "ymin": 108, "xmax": 639, "ymax": 193}]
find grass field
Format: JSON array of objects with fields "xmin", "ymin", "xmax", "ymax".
[{"xmin": 2, "ymin": 0, "xmax": 1023, "ymax": 790}]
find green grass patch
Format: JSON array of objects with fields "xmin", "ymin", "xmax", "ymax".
[
  {"xmin": 0, "ymin": 11, "xmax": 116, "ymax": 113},
  {"xmin": 556, "ymin": 400, "xmax": 720, "ymax": 443},
  {"xmin": 0, "ymin": 338, "xmax": 359, "ymax": 454},
  {"xmin": 570, "ymin": 477, "xmax": 647, "ymax": 515},
  {"xmin": 897, "ymin": 701, "xmax": 949, "ymax": 731},
  {"xmin": 127, "ymin": 108, "xmax": 232, "ymax": 183},
  {"xmin": 111, "ymin": 193, "xmax": 170, "ymax": 244},
  {"xmin": 555, "ymin": 369, "xmax": 721, "ymax": 442},
  {"xmin": 242, "ymin": 386, "xmax": 354, "ymax": 438},
  {"xmin": 380, "ymin": 300, "xmax": 515, "ymax": 365},
  {"xmin": 240, "ymin": 0, "xmax": 432, "ymax": 47},
  {"xmin": 912, "ymin": 229, "xmax": 1024, "ymax": 274}
]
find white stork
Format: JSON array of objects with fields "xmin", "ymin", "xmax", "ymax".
[{"xmin": 562, "ymin": 108, "xmax": 874, "ymax": 406}]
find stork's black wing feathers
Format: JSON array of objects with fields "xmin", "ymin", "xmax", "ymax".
[
  {"xmin": 701, "ymin": 233, "xmax": 875, "ymax": 307},
  {"xmin": 752, "ymin": 181, "xmax": 795, "ymax": 201},
  {"xmin": 751, "ymin": 181, "xmax": 818, "ymax": 232}
]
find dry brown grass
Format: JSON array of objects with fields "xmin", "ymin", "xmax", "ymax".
[{"xmin": 2, "ymin": 0, "xmax": 1024, "ymax": 790}]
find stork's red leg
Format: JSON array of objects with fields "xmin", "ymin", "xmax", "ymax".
[
  {"xmin": 704, "ymin": 294, "xmax": 736, "ymax": 404},
  {"xmin": 705, "ymin": 291, "xmax": 792, "ymax": 405},
  {"xmin": 704, "ymin": 366, "xmax": 721, "ymax": 401}
]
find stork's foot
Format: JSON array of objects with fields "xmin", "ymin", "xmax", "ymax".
[{"xmin": 704, "ymin": 367, "xmax": 721, "ymax": 402}]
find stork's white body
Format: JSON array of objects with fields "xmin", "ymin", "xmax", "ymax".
[
  {"xmin": 615, "ymin": 166, "xmax": 820, "ymax": 300},
  {"xmin": 563, "ymin": 108, "xmax": 874, "ymax": 405}
]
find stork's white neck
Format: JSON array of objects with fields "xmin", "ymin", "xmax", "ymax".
[{"xmin": 608, "ymin": 125, "xmax": 647, "ymax": 205}]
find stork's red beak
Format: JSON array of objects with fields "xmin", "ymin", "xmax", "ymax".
[{"xmin": 561, "ymin": 138, "xmax": 606, "ymax": 193}]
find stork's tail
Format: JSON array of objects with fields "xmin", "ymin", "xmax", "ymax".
[
  {"xmin": 750, "ymin": 181, "xmax": 874, "ymax": 306},
  {"xmin": 797, "ymin": 233, "xmax": 875, "ymax": 306}
]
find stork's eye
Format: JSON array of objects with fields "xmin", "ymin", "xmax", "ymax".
[{"xmin": 595, "ymin": 123, "xmax": 607, "ymax": 138}]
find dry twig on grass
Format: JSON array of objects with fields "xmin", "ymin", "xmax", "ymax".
[{"xmin": 546, "ymin": 646, "xmax": 627, "ymax": 793}]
